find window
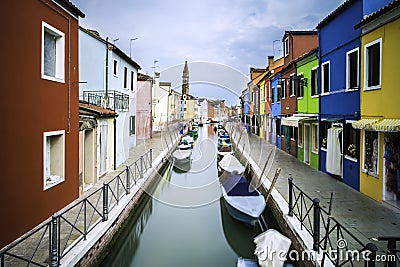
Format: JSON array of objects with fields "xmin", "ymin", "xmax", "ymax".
[
  {"xmin": 131, "ymin": 71, "xmax": 134, "ymax": 91},
  {"xmin": 344, "ymin": 123, "xmax": 359, "ymax": 159},
  {"xmin": 289, "ymin": 75, "xmax": 295, "ymax": 96},
  {"xmin": 364, "ymin": 38, "xmax": 381, "ymax": 90},
  {"xmin": 277, "ymin": 84, "xmax": 282, "ymax": 102},
  {"xmin": 43, "ymin": 130, "xmax": 65, "ymax": 190},
  {"xmin": 129, "ymin": 116, "xmax": 135, "ymax": 135},
  {"xmin": 113, "ymin": 59, "xmax": 118, "ymax": 76},
  {"xmin": 298, "ymin": 123, "xmax": 303, "ymax": 147},
  {"xmin": 271, "ymin": 87, "xmax": 275, "ymax": 104},
  {"xmin": 322, "ymin": 61, "xmax": 330, "ymax": 94},
  {"xmin": 311, "ymin": 67, "xmax": 318, "ymax": 96},
  {"xmin": 312, "ymin": 123, "xmax": 318, "ymax": 153},
  {"xmin": 320, "ymin": 121, "xmax": 330, "ymax": 150},
  {"xmin": 363, "ymin": 130, "xmax": 378, "ymax": 175},
  {"xmin": 123, "ymin": 67, "xmax": 128, "ymax": 89},
  {"xmin": 296, "ymin": 74, "xmax": 304, "ymax": 98},
  {"xmin": 346, "ymin": 48, "xmax": 359, "ymax": 90},
  {"xmin": 281, "ymin": 79, "xmax": 286, "ymax": 99},
  {"xmin": 42, "ymin": 22, "xmax": 65, "ymax": 82},
  {"xmin": 283, "ymin": 37, "xmax": 289, "ymax": 57}
]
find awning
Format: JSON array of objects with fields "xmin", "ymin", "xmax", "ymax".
[
  {"xmin": 371, "ymin": 119, "xmax": 400, "ymax": 132},
  {"xmin": 281, "ymin": 116, "xmax": 310, "ymax": 127},
  {"xmin": 351, "ymin": 118, "xmax": 379, "ymax": 130}
]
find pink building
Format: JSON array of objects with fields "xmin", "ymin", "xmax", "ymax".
[{"xmin": 137, "ymin": 73, "xmax": 153, "ymax": 140}]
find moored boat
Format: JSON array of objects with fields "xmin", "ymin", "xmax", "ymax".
[
  {"xmin": 221, "ymin": 175, "xmax": 266, "ymax": 226},
  {"xmin": 218, "ymin": 154, "xmax": 245, "ymax": 184},
  {"xmin": 172, "ymin": 149, "xmax": 191, "ymax": 165}
]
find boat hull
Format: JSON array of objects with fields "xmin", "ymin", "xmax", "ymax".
[{"xmin": 222, "ymin": 196, "xmax": 261, "ymax": 226}]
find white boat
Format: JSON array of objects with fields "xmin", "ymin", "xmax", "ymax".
[
  {"xmin": 221, "ymin": 175, "xmax": 266, "ymax": 226},
  {"xmin": 218, "ymin": 154, "xmax": 245, "ymax": 175},
  {"xmin": 181, "ymin": 135, "xmax": 194, "ymax": 144},
  {"xmin": 178, "ymin": 143, "xmax": 191, "ymax": 150},
  {"xmin": 172, "ymin": 149, "xmax": 192, "ymax": 164}
]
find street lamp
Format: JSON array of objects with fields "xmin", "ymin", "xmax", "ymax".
[
  {"xmin": 130, "ymin": 38, "xmax": 138, "ymax": 58},
  {"xmin": 113, "ymin": 38, "xmax": 119, "ymax": 44}
]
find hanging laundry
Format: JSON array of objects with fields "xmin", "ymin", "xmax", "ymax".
[{"xmin": 326, "ymin": 127, "xmax": 342, "ymax": 176}]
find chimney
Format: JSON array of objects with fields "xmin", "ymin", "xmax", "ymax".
[
  {"xmin": 154, "ymin": 72, "xmax": 160, "ymax": 87},
  {"xmin": 268, "ymin": 56, "xmax": 274, "ymax": 68}
]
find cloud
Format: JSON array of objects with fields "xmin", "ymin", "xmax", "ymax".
[{"xmin": 74, "ymin": 0, "xmax": 344, "ymax": 103}]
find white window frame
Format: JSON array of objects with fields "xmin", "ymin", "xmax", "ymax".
[
  {"xmin": 41, "ymin": 21, "xmax": 65, "ymax": 83},
  {"xmin": 290, "ymin": 73, "xmax": 296, "ymax": 97},
  {"xmin": 131, "ymin": 71, "xmax": 135, "ymax": 91},
  {"xmin": 282, "ymin": 79, "xmax": 286, "ymax": 99},
  {"xmin": 123, "ymin": 66, "xmax": 128, "ymax": 89},
  {"xmin": 321, "ymin": 61, "xmax": 330, "ymax": 95},
  {"xmin": 296, "ymin": 73, "xmax": 303, "ymax": 99},
  {"xmin": 298, "ymin": 123, "xmax": 303, "ymax": 147},
  {"xmin": 363, "ymin": 38, "xmax": 382, "ymax": 91},
  {"xmin": 43, "ymin": 130, "xmax": 65, "ymax": 190},
  {"xmin": 346, "ymin": 47, "xmax": 359, "ymax": 91},
  {"xmin": 311, "ymin": 66, "xmax": 319, "ymax": 98},
  {"xmin": 362, "ymin": 130, "xmax": 379, "ymax": 177},
  {"xmin": 130, "ymin": 116, "xmax": 135, "ymax": 135},
  {"xmin": 283, "ymin": 37, "xmax": 289, "ymax": 57},
  {"xmin": 113, "ymin": 59, "xmax": 119, "ymax": 77},
  {"xmin": 312, "ymin": 123, "xmax": 318, "ymax": 153}
]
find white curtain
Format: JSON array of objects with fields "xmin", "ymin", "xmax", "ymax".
[{"xmin": 326, "ymin": 127, "xmax": 342, "ymax": 176}]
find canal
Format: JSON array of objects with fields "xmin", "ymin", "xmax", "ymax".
[{"xmin": 99, "ymin": 124, "xmax": 275, "ymax": 267}]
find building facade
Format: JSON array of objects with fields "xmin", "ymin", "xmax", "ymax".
[
  {"xmin": 79, "ymin": 27, "xmax": 141, "ymax": 167},
  {"xmin": 354, "ymin": 1, "xmax": 400, "ymax": 205},
  {"xmin": 316, "ymin": 0, "xmax": 363, "ymax": 190},
  {"xmin": 137, "ymin": 73, "xmax": 153, "ymax": 140},
  {"xmin": 1, "ymin": 0, "xmax": 84, "ymax": 247}
]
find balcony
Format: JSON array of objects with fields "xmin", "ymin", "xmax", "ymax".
[{"xmin": 83, "ymin": 90, "xmax": 129, "ymax": 111}]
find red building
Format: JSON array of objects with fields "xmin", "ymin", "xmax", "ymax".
[
  {"xmin": 280, "ymin": 31, "xmax": 318, "ymax": 157},
  {"xmin": 0, "ymin": 0, "xmax": 85, "ymax": 247}
]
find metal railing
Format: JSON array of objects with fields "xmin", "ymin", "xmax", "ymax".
[
  {"xmin": 0, "ymin": 150, "xmax": 153, "ymax": 267},
  {"xmin": 83, "ymin": 90, "xmax": 130, "ymax": 111},
  {"xmin": 287, "ymin": 177, "xmax": 400, "ymax": 266}
]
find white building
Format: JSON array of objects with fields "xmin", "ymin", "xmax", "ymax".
[{"xmin": 79, "ymin": 27, "xmax": 141, "ymax": 168}]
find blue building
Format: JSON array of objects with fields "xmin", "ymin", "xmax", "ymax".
[
  {"xmin": 270, "ymin": 73, "xmax": 282, "ymax": 148},
  {"xmin": 316, "ymin": 0, "xmax": 363, "ymax": 190}
]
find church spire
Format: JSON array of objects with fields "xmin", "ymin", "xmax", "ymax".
[{"xmin": 182, "ymin": 60, "xmax": 189, "ymax": 97}]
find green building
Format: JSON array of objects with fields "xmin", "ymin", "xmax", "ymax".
[{"xmin": 295, "ymin": 48, "xmax": 319, "ymax": 170}]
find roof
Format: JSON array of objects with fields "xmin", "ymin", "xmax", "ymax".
[
  {"xmin": 282, "ymin": 30, "xmax": 318, "ymax": 41},
  {"xmin": 79, "ymin": 27, "xmax": 141, "ymax": 70},
  {"xmin": 56, "ymin": 0, "xmax": 85, "ymax": 18},
  {"xmin": 160, "ymin": 82, "xmax": 172, "ymax": 87},
  {"xmin": 316, "ymin": 0, "xmax": 357, "ymax": 29},
  {"xmin": 79, "ymin": 102, "xmax": 117, "ymax": 117},
  {"xmin": 355, "ymin": 0, "xmax": 400, "ymax": 28},
  {"xmin": 137, "ymin": 73, "xmax": 152, "ymax": 81},
  {"xmin": 292, "ymin": 47, "xmax": 319, "ymax": 64}
]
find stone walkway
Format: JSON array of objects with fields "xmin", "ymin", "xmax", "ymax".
[{"xmin": 227, "ymin": 122, "xmax": 400, "ymax": 255}]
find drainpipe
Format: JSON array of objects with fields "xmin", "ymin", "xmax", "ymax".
[
  {"xmin": 114, "ymin": 117, "xmax": 117, "ymax": 170},
  {"xmin": 105, "ymin": 37, "xmax": 109, "ymax": 106}
]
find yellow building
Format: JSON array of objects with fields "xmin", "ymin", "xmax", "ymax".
[{"xmin": 353, "ymin": 4, "xmax": 400, "ymax": 205}]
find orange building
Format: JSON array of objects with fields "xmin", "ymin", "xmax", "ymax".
[{"xmin": 0, "ymin": 0, "xmax": 85, "ymax": 247}]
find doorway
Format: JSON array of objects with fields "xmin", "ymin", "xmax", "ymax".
[
  {"xmin": 83, "ymin": 129, "xmax": 95, "ymax": 191},
  {"xmin": 304, "ymin": 124, "xmax": 310, "ymax": 164}
]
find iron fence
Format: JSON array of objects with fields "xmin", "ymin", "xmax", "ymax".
[
  {"xmin": 287, "ymin": 177, "xmax": 400, "ymax": 266},
  {"xmin": 83, "ymin": 90, "xmax": 130, "ymax": 111},
  {"xmin": 0, "ymin": 150, "xmax": 153, "ymax": 267}
]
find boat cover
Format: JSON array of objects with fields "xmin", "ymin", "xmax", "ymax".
[
  {"xmin": 222, "ymin": 175, "xmax": 259, "ymax": 197},
  {"xmin": 219, "ymin": 154, "xmax": 245, "ymax": 174},
  {"xmin": 254, "ymin": 229, "xmax": 292, "ymax": 267}
]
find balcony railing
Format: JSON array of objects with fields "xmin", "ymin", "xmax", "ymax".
[{"xmin": 83, "ymin": 90, "xmax": 129, "ymax": 111}]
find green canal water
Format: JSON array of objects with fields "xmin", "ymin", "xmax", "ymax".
[{"xmin": 100, "ymin": 125, "xmax": 275, "ymax": 267}]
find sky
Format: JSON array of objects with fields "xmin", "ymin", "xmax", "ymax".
[{"xmin": 74, "ymin": 0, "xmax": 344, "ymax": 105}]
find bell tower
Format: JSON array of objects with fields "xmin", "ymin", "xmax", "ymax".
[{"xmin": 182, "ymin": 60, "xmax": 189, "ymax": 98}]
